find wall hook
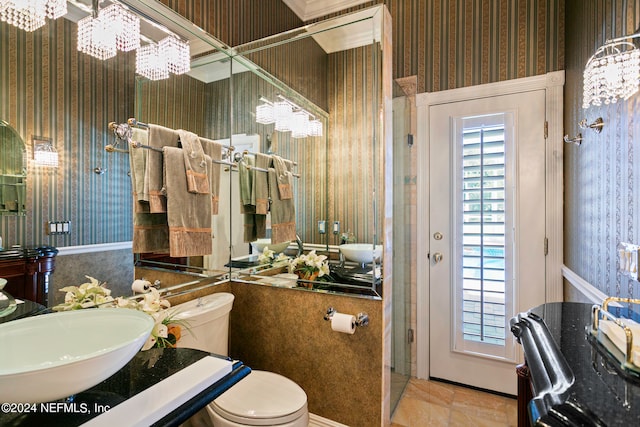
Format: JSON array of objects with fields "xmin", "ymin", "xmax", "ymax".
[
  {"xmin": 579, "ymin": 117, "xmax": 604, "ymax": 134},
  {"xmin": 563, "ymin": 133, "xmax": 583, "ymax": 146}
]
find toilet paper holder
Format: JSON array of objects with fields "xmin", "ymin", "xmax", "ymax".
[{"xmin": 323, "ymin": 307, "xmax": 369, "ymax": 327}]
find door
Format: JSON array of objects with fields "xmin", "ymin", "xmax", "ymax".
[{"xmin": 429, "ymin": 90, "xmax": 546, "ymax": 395}]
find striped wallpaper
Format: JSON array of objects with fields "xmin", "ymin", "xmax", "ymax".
[
  {"xmin": 1, "ymin": 0, "xmax": 564, "ymax": 252},
  {"xmin": 564, "ymin": 0, "xmax": 640, "ymax": 300},
  {"xmin": 0, "ymin": 19, "xmax": 135, "ymax": 249}
]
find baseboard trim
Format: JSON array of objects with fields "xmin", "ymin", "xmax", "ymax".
[
  {"xmin": 56, "ymin": 241, "xmax": 132, "ymax": 256},
  {"xmin": 309, "ymin": 413, "xmax": 349, "ymax": 427}
]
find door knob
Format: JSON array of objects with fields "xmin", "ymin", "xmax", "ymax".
[{"xmin": 433, "ymin": 252, "xmax": 443, "ymax": 263}]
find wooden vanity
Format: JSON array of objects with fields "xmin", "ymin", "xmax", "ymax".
[{"xmin": 0, "ymin": 246, "xmax": 57, "ymax": 306}]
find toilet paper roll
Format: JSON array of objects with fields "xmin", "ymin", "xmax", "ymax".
[
  {"xmin": 131, "ymin": 279, "xmax": 151, "ymax": 293},
  {"xmin": 331, "ymin": 312, "xmax": 356, "ymax": 334}
]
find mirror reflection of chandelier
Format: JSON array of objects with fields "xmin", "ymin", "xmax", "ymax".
[
  {"xmin": 256, "ymin": 95, "xmax": 323, "ymax": 138},
  {"xmin": 0, "ymin": 0, "xmax": 67, "ymax": 32},
  {"xmin": 583, "ymin": 33, "xmax": 640, "ymax": 108}
]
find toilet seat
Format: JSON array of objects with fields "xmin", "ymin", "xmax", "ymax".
[{"xmin": 210, "ymin": 370, "xmax": 308, "ymax": 426}]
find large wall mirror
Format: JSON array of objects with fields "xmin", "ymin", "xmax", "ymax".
[
  {"xmin": 0, "ymin": 121, "xmax": 27, "ymax": 216},
  {"xmin": 120, "ymin": 1, "xmax": 385, "ymax": 299}
]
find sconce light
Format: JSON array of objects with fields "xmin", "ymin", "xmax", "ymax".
[
  {"xmin": 256, "ymin": 95, "xmax": 323, "ymax": 138},
  {"xmin": 135, "ymin": 36, "xmax": 190, "ymax": 81},
  {"xmin": 583, "ymin": 33, "xmax": 640, "ymax": 108},
  {"xmin": 33, "ymin": 137, "xmax": 59, "ymax": 167},
  {"xmin": 0, "ymin": 0, "xmax": 67, "ymax": 32}
]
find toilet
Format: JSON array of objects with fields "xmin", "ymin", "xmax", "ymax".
[{"xmin": 174, "ymin": 292, "xmax": 309, "ymax": 427}]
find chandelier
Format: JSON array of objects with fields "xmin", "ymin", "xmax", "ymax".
[
  {"xmin": 583, "ymin": 34, "xmax": 640, "ymax": 108},
  {"xmin": 77, "ymin": 3, "xmax": 140, "ymax": 61},
  {"xmin": 74, "ymin": 1, "xmax": 190, "ymax": 81},
  {"xmin": 255, "ymin": 96, "xmax": 323, "ymax": 138},
  {"xmin": 0, "ymin": 0, "xmax": 67, "ymax": 32}
]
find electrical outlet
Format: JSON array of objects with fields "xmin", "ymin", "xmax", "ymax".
[{"xmin": 318, "ymin": 220, "xmax": 326, "ymax": 234}]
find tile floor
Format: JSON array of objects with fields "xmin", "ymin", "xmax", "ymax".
[{"xmin": 391, "ymin": 378, "xmax": 518, "ymax": 427}]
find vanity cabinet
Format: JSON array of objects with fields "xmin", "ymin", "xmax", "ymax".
[{"xmin": 0, "ymin": 246, "xmax": 57, "ymax": 306}]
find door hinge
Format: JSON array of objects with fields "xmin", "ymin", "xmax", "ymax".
[
  {"xmin": 544, "ymin": 121, "xmax": 548, "ymax": 139},
  {"xmin": 544, "ymin": 237, "xmax": 549, "ymax": 256},
  {"xmin": 408, "ymin": 328, "xmax": 414, "ymax": 343}
]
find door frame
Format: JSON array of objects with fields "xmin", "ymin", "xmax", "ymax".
[{"xmin": 415, "ymin": 71, "xmax": 565, "ymax": 380}]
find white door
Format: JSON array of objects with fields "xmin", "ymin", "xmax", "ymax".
[{"xmin": 429, "ymin": 90, "xmax": 546, "ymax": 395}]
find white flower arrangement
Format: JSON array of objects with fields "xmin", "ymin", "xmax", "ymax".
[
  {"xmin": 258, "ymin": 247, "xmax": 290, "ymax": 267},
  {"xmin": 53, "ymin": 277, "xmax": 184, "ymax": 351},
  {"xmin": 288, "ymin": 250, "xmax": 330, "ymax": 283}
]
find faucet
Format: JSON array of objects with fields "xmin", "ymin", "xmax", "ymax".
[{"xmin": 296, "ymin": 234, "xmax": 303, "ymax": 256}]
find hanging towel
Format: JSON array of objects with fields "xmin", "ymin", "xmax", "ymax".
[
  {"xmin": 129, "ymin": 128, "xmax": 169, "ymax": 253},
  {"xmin": 254, "ymin": 153, "xmax": 271, "ymax": 215},
  {"xmin": 200, "ymin": 137, "xmax": 223, "ymax": 215},
  {"xmin": 177, "ymin": 129, "xmax": 209, "ymax": 195},
  {"xmin": 239, "ymin": 155, "xmax": 257, "ymax": 242},
  {"xmin": 129, "ymin": 128, "xmax": 149, "ymax": 212},
  {"xmin": 163, "ymin": 146, "xmax": 213, "ymax": 257},
  {"xmin": 145, "ymin": 124, "xmax": 179, "ymax": 213},
  {"xmin": 272, "ymin": 155, "xmax": 293, "ymax": 200},
  {"xmin": 131, "ymin": 200, "xmax": 170, "ymax": 254},
  {"xmin": 268, "ymin": 167, "xmax": 296, "ymax": 244}
]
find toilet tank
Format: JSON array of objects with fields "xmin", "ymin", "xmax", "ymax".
[{"xmin": 172, "ymin": 292, "xmax": 234, "ymax": 356}]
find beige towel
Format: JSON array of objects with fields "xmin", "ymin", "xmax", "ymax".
[
  {"xmin": 163, "ymin": 146, "xmax": 213, "ymax": 257},
  {"xmin": 201, "ymin": 138, "xmax": 223, "ymax": 215},
  {"xmin": 254, "ymin": 153, "xmax": 271, "ymax": 215},
  {"xmin": 129, "ymin": 128, "xmax": 149, "ymax": 212},
  {"xmin": 268, "ymin": 167, "xmax": 296, "ymax": 244},
  {"xmin": 272, "ymin": 155, "xmax": 293, "ymax": 200},
  {"xmin": 177, "ymin": 129, "xmax": 209, "ymax": 195},
  {"xmin": 146, "ymin": 124, "xmax": 179, "ymax": 213}
]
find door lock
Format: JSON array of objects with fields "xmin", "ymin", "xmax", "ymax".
[
  {"xmin": 433, "ymin": 252, "xmax": 443, "ymax": 263},
  {"xmin": 433, "ymin": 232, "xmax": 443, "ymax": 240}
]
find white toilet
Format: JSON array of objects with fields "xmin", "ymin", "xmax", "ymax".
[{"xmin": 174, "ymin": 292, "xmax": 309, "ymax": 427}]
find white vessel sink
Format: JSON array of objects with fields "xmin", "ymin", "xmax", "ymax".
[
  {"xmin": 339, "ymin": 243, "xmax": 383, "ymax": 264},
  {"xmin": 0, "ymin": 308, "xmax": 153, "ymax": 403},
  {"xmin": 251, "ymin": 238, "xmax": 290, "ymax": 254}
]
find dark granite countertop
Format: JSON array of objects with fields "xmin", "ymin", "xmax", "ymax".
[
  {"xmin": 0, "ymin": 315, "xmax": 250, "ymax": 427},
  {"xmin": 0, "ymin": 299, "xmax": 48, "ymax": 324},
  {"xmin": 511, "ymin": 302, "xmax": 640, "ymax": 426}
]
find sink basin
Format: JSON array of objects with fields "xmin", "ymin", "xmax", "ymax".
[
  {"xmin": 0, "ymin": 308, "xmax": 153, "ymax": 403},
  {"xmin": 251, "ymin": 238, "xmax": 290, "ymax": 254},
  {"xmin": 339, "ymin": 243, "xmax": 383, "ymax": 264}
]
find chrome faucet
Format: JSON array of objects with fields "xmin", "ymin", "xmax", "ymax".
[{"xmin": 296, "ymin": 234, "xmax": 303, "ymax": 256}]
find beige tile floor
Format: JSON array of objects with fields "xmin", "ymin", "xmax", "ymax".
[{"xmin": 391, "ymin": 378, "xmax": 518, "ymax": 427}]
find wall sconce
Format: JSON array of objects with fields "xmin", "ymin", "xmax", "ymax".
[
  {"xmin": 33, "ymin": 137, "xmax": 59, "ymax": 167},
  {"xmin": 0, "ymin": 0, "xmax": 67, "ymax": 32},
  {"xmin": 583, "ymin": 33, "xmax": 640, "ymax": 108}
]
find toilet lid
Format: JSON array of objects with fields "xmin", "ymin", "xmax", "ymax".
[{"xmin": 212, "ymin": 370, "xmax": 307, "ymax": 425}]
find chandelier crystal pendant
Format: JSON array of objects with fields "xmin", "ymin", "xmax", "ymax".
[
  {"xmin": 291, "ymin": 111, "xmax": 310, "ymax": 139},
  {"xmin": 583, "ymin": 37, "xmax": 640, "ymax": 108},
  {"xmin": 308, "ymin": 119, "xmax": 323, "ymax": 137},
  {"xmin": 136, "ymin": 43, "xmax": 169, "ymax": 81},
  {"xmin": 256, "ymin": 102, "xmax": 275, "ymax": 124},
  {"xmin": 274, "ymin": 101, "xmax": 293, "ymax": 132},
  {"xmin": 0, "ymin": 0, "xmax": 67, "ymax": 32},
  {"xmin": 160, "ymin": 35, "xmax": 190, "ymax": 75}
]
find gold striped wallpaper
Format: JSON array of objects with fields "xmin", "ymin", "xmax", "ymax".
[
  {"xmin": 0, "ymin": 19, "xmax": 135, "ymax": 248},
  {"xmin": 564, "ymin": 0, "xmax": 640, "ymax": 300},
  {"xmin": 0, "ymin": 0, "xmax": 564, "ymax": 252}
]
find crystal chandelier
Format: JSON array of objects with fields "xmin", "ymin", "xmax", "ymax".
[
  {"xmin": 77, "ymin": 3, "xmax": 140, "ymax": 61},
  {"xmin": 136, "ymin": 36, "xmax": 190, "ymax": 80},
  {"xmin": 256, "ymin": 95, "xmax": 323, "ymax": 138},
  {"xmin": 583, "ymin": 35, "xmax": 640, "ymax": 108},
  {"xmin": 0, "ymin": 0, "xmax": 67, "ymax": 32}
]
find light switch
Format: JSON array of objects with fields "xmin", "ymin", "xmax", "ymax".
[
  {"xmin": 333, "ymin": 221, "xmax": 340, "ymax": 235},
  {"xmin": 318, "ymin": 220, "xmax": 326, "ymax": 234}
]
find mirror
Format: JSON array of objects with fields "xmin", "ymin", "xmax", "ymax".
[
  {"xmin": 124, "ymin": 2, "xmax": 385, "ymax": 298},
  {"xmin": 0, "ymin": 120, "xmax": 27, "ymax": 216}
]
